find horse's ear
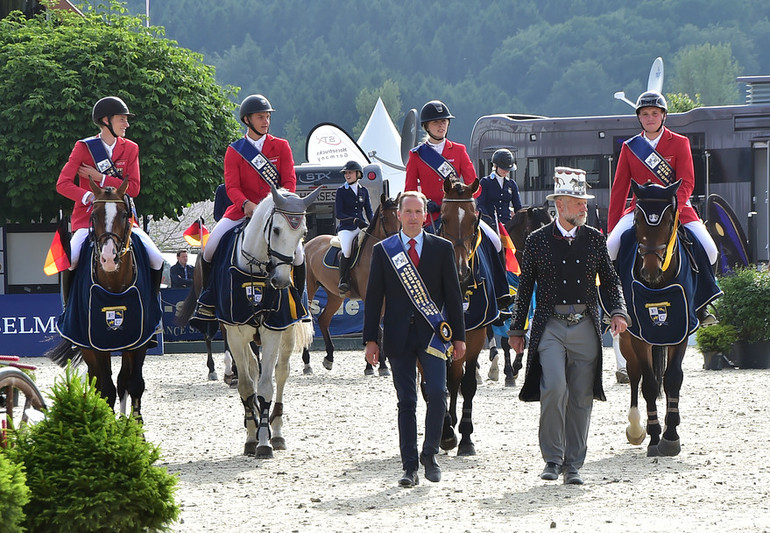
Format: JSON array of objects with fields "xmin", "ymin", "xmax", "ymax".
[
  {"xmin": 89, "ymin": 176, "xmax": 100, "ymax": 195},
  {"xmin": 380, "ymin": 193, "xmax": 386, "ymax": 205},
  {"xmin": 470, "ymin": 178, "xmax": 480, "ymax": 194},
  {"xmin": 443, "ymin": 177, "xmax": 453, "ymax": 194},
  {"xmin": 630, "ymin": 180, "xmax": 641, "ymax": 197},
  {"xmin": 117, "ymin": 178, "xmax": 130, "ymax": 197}
]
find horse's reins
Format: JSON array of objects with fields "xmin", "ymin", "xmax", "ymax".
[
  {"xmin": 240, "ymin": 207, "xmax": 307, "ymax": 275},
  {"xmin": 441, "ymin": 198, "xmax": 482, "ymax": 260},
  {"xmin": 90, "ymin": 196, "xmax": 133, "ymax": 259}
]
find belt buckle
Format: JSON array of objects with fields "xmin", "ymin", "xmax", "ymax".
[{"xmin": 566, "ymin": 313, "xmax": 582, "ymax": 325}]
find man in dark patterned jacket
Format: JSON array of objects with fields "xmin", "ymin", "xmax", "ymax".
[{"xmin": 508, "ymin": 167, "xmax": 629, "ymax": 485}]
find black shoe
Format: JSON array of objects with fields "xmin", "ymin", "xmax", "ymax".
[
  {"xmin": 420, "ymin": 454, "xmax": 441, "ymax": 482},
  {"xmin": 540, "ymin": 462, "xmax": 561, "ymax": 481},
  {"xmin": 399, "ymin": 469, "xmax": 419, "ymax": 487},
  {"xmin": 563, "ymin": 468, "xmax": 584, "ymax": 485}
]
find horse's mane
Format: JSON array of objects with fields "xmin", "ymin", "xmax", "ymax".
[{"xmin": 364, "ymin": 204, "xmax": 382, "ymax": 234}]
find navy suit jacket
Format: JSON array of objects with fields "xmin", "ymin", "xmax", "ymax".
[
  {"xmin": 477, "ymin": 173, "xmax": 522, "ymax": 225},
  {"xmin": 363, "ymin": 233, "xmax": 465, "ymax": 357},
  {"xmin": 335, "ymin": 183, "xmax": 373, "ymax": 231}
]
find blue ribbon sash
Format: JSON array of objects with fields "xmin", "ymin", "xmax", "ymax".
[
  {"xmin": 414, "ymin": 143, "xmax": 459, "ymax": 182},
  {"xmin": 625, "ymin": 134, "xmax": 675, "ymax": 186},
  {"xmin": 230, "ymin": 137, "xmax": 281, "ymax": 188},
  {"xmin": 81, "ymin": 137, "xmax": 122, "ymax": 178},
  {"xmin": 381, "ymin": 235, "xmax": 452, "ymax": 359}
]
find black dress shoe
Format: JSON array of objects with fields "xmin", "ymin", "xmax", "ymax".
[
  {"xmin": 420, "ymin": 454, "xmax": 441, "ymax": 482},
  {"xmin": 563, "ymin": 468, "xmax": 584, "ymax": 485},
  {"xmin": 540, "ymin": 462, "xmax": 561, "ymax": 481},
  {"xmin": 399, "ymin": 470, "xmax": 419, "ymax": 487}
]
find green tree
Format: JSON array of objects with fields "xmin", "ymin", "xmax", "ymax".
[
  {"xmin": 670, "ymin": 43, "xmax": 742, "ymax": 106},
  {"xmin": 666, "ymin": 92, "xmax": 703, "ymax": 113},
  {"xmin": 0, "ymin": 2, "xmax": 241, "ymax": 225},
  {"xmin": 353, "ymin": 79, "xmax": 403, "ymax": 137}
]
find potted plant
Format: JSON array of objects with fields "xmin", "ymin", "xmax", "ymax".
[
  {"xmin": 695, "ymin": 323, "xmax": 738, "ymax": 370},
  {"xmin": 713, "ymin": 266, "xmax": 770, "ymax": 369}
]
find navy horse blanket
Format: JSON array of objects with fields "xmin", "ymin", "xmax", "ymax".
[
  {"xmin": 604, "ymin": 226, "xmax": 722, "ymax": 345},
  {"xmin": 57, "ymin": 234, "xmax": 162, "ymax": 351},
  {"xmin": 191, "ymin": 224, "xmax": 308, "ymax": 336}
]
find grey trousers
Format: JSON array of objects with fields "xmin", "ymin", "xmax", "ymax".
[{"xmin": 537, "ymin": 316, "xmax": 599, "ymax": 470}]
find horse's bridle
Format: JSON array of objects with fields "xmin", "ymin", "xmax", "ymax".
[
  {"xmin": 441, "ymin": 198, "xmax": 481, "ymax": 259},
  {"xmin": 240, "ymin": 207, "xmax": 306, "ymax": 274},
  {"xmin": 636, "ymin": 205, "xmax": 679, "ymax": 273},
  {"xmin": 90, "ymin": 196, "xmax": 133, "ymax": 259}
]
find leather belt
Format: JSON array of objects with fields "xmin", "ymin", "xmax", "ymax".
[{"xmin": 553, "ymin": 312, "xmax": 586, "ymax": 326}]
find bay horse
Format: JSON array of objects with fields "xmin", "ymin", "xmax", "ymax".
[
  {"xmin": 302, "ymin": 195, "xmax": 400, "ymax": 374},
  {"xmin": 499, "ymin": 205, "xmax": 553, "ymax": 386},
  {"xmin": 437, "ymin": 176, "xmax": 499, "ymax": 456},
  {"xmin": 615, "ymin": 180, "xmax": 721, "ymax": 456},
  {"xmin": 48, "ymin": 178, "xmax": 160, "ymax": 421}
]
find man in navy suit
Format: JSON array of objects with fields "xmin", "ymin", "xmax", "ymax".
[{"xmin": 364, "ymin": 191, "xmax": 466, "ymax": 487}]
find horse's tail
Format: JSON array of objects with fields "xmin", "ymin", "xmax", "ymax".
[
  {"xmin": 294, "ymin": 320, "xmax": 315, "ymax": 352},
  {"xmin": 46, "ymin": 338, "xmax": 82, "ymax": 368},
  {"xmin": 652, "ymin": 344, "xmax": 667, "ymax": 397},
  {"xmin": 175, "ymin": 287, "xmax": 198, "ymax": 327}
]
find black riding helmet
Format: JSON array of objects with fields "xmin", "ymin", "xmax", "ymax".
[
  {"xmin": 491, "ymin": 149, "xmax": 515, "ymax": 172},
  {"xmin": 635, "ymin": 91, "xmax": 668, "ymax": 131},
  {"xmin": 92, "ymin": 96, "xmax": 133, "ymax": 139},
  {"xmin": 239, "ymin": 94, "xmax": 275, "ymax": 136},
  {"xmin": 341, "ymin": 160, "xmax": 363, "ymax": 180},
  {"xmin": 420, "ymin": 100, "xmax": 455, "ymax": 125}
]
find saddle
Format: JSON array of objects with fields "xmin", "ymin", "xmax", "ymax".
[{"xmin": 323, "ymin": 231, "xmax": 365, "ymax": 269}]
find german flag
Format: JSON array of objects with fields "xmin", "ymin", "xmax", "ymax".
[
  {"xmin": 498, "ymin": 222, "xmax": 520, "ymax": 276},
  {"xmin": 183, "ymin": 219, "xmax": 209, "ymax": 247},
  {"xmin": 43, "ymin": 219, "xmax": 71, "ymax": 276}
]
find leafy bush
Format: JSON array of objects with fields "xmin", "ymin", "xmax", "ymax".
[
  {"xmin": 0, "ymin": 449, "xmax": 29, "ymax": 533},
  {"xmin": 695, "ymin": 323, "xmax": 738, "ymax": 354},
  {"xmin": 7, "ymin": 367, "xmax": 179, "ymax": 533},
  {"xmin": 714, "ymin": 267, "xmax": 770, "ymax": 343}
]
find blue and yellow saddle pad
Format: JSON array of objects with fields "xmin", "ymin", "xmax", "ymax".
[
  {"xmin": 462, "ymin": 229, "xmax": 503, "ymax": 331},
  {"xmin": 192, "ymin": 224, "xmax": 308, "ymax": 335},
  {"xmin": 57, "ymin": 234, "xmax": 162, "ymax": 351}
]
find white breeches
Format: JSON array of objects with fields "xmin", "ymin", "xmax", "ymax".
[
  {"xmin": 337, "ymin": 229, "xmax": 359, "ymax": 257},
  {"xmin": 203, "ymin": 216, "xmax": 304, "ymax": 265},
  {"xmin": 607, "ymin": 212, "xmax": 717, "ymax": 265},
  {"xmin": 479, "ymin": 219, "xmax": 501, "ymax": 252},
  {"xmin": 69, "ymin": 226, "xmax": 164, "ymax": 270}
]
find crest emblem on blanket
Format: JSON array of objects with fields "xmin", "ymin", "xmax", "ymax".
[
  {"xmin": 646, "ymin": 301, "xmax": 669, "ymax": 326},
  {"xmin": 104, "ymin": 306, "xmax": 126, "ymax": 330},
  {"xmin": 244, "ymin": 282, "xmax": 264, "ymax": 305}
]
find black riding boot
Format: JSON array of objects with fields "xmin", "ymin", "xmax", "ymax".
[
  {"xmin": 150, "ymin": 267, "xmax": 163, "ymax": 296},
  {"xmin": 200, "ymin": 258, "xmax": 212, "ymax": 291},
  {"xmin": 60, "ymin": 268, "xmax": 74, "ymax": 311},
  {"xmin": 292, "ymin": 262, "xmax": 306, "ymax": 295},
  {"xmin": 338, "ymin": 256, "xmax": 351, "ymax": 293}
]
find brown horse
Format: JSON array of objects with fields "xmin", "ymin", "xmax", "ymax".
[
  {"xmin": 437, "ymin": 176, "xmax": 492, "ymax": 456},
  {"xmin": 499, "ymin": 205, "xmax": 553, "ymax": 385},
  {"xmin": 302, "ymin": 195, "xmax": 400, "ymax": 374},
  {"xmin": 48, "ymin": 178, "xmax": 159, "ymax": 421},
  {"xmin": 616, "ymin": 180, "xmax": 718, "ymax": 456}
]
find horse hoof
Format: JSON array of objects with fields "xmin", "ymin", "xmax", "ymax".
[
  {"xmin": 364, "ymin": 365, "xmax": 374, "ymax": 376},
  {"xmin": 303, "ymin": 364, "xmax": 313, "ymax": 375},
  {"xmin": 440, "ymin": 435, "xmax": 458, "ymax": 451},
  {"xmin": 378, "ymin": 366, "xmax": 390, "ymax": 377},
  {"xmin": 626, "ymin": 426, "xmax": 646, "ymax": 446},
  {"xmin": 229, "ymin": 378, "xmax": 238, "ymax": 389},
  {"xmin": 208, "ymin": 371, "xmax": 218, "ymax": 381},
  {"xmin": 271, "ymin": 437, "xmax": 286, "ymax": 451},
  {"xmin": 505, "ymin": 377, "xmax": 516, "ymax": 388},
  {"xmin": 475, "ymin": 368, "xmax": 483, "ymax": 386},
  {"xmin": 322, "ymin": 358, "xmax": 333, "ymax": 371},
  {"xmin": 256, "ymin": 445, "xmax": 274, "ymax": 459},
  {"xmin": 224, "ymin": 373, "xmax": 234, "ymax": 385},
  {"xmin": 657, "ymin": 438, "xmax": 681, "ymax": 457},
  {"xmin": 646, "ymin": 444, "xmax": 661, "ymax": 457},
  {"xmin": 244, "ymin": 441, "xmax": 257, "ymax": 457},
  {"xmin": 488, "ymin": 356, "xmax": 500, "ymax": 381},
  {"xmin": 457, "ymin": 443, "xmax": 476, "ymax": 456}
]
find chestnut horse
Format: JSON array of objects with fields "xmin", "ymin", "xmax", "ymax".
[
  {"xmin": 438, "ymin": 176, "xmax": 499, "ymax": 456},
  {"xmin": 48, "ymin": 178, "xmax": 160, "ymax": 421},
  {"xmin": 302, "ymin": 195, "xmax": 400, "ymax": 374},
  {"xmin": 615, "ymin": 180, "xmax": 721, "ymax": 456}
]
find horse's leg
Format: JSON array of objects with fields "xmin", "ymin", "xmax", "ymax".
[
  {"xmin": 317, "ymin": 295, "xmax": 340, "ymax": 371},
  {"xmin": 269, "ymin": 325, "xmax": 297, "ymax": 451},
  {"xmin": 376, "ymin": 325, "xmax": 390, "ymax": 376},
  {"xmin": 629, "ymin": 337, "xmax": 663, "ymax": 455},
  {"xmin": 441, "ymin": 357, "xmax": 462, "ymax": 452},
  {"xmin": 226, "ymin": 325, "xmax": 260, "ymax": 457},
  {"xmin": 457, "ymin": 329, "xmax": 485, "ymax": 456},
  {"xmin": 657, "ymin": 342, "xmax": 686, "ymax": 456},
  {"xmin": 205, "ymin": 335, "xmax": 217, "ymax": 381},
  {"xmin": 81, "ymin": 349, "xmax": 116, "ymax": 410},
  {"xmin": 620, "ymin": 332, "xmax": 646, "ymax": 445},
  {"xmin": 255, "ymin": 326, "xmax": 283, "ymax": 458},
  {"xmin": 117, "ymin": 349, "xmax": 147, "ymax": 423}
]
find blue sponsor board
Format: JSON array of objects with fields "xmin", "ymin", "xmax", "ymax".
[
  {"xmin": 309, "ymin": 287, "xmax": 364, "ymax": 336},
  {"xmin": 0, "ymin": 293, "xmax": 163, "ymax": 357},
  {"xmin": 160, "ymin": 288, "xmax": 221, "ymax": 341}
]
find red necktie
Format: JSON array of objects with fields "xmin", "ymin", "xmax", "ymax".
[{"xmin": 408, "ymin": 238, "xmax": 419, "ymax": 267}]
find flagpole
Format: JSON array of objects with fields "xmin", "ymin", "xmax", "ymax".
[{"xmin": 145, "ymin": 0, "xmax": 150, "ymax": 27}]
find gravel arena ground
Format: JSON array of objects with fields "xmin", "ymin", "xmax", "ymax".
[{"xmin": 25, "ymin": 343, "xmax": 770, "ymax": 533}]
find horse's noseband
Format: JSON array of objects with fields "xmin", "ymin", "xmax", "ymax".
[{"xmin": 90, "ymin": 196, "xmax": 133, "ymax": 259}]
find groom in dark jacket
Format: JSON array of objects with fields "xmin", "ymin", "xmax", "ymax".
[
  {"xmin": 364, "ymin": 190, "xmax": 466, "ymax": 488},
  {"xmin": 509, "ymin": 167, "xmax": 628, "ymax": 485}
]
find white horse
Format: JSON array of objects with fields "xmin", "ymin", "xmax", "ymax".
[{"xmin": 225, "ymin": 184, "xmax": 319, "ymax": 459}]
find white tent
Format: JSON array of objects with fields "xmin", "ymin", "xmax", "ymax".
[{"xmin": 357, "ymin": 98, "xmax": 406, "ymax": 195}]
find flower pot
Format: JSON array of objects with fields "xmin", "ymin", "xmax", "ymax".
[
  {"xmin": 702, "ymin": 350, "xmax": 725, "ymax": 370},
  {"xmin": 731, "ymin": 340, "xmax": 770, "ymax": 369}
]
